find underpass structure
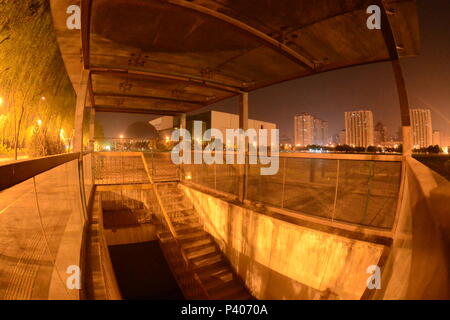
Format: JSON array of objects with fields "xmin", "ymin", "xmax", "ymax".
[{"xmin": 1, "ymin": 0, "xmax": 449, "ymax": 300}]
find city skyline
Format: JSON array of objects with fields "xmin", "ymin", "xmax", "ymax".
[{"xmin": 98, "ymin": 0, "xmax": 450, "ymax": 146}]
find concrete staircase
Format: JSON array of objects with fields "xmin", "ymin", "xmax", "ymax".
[
  {"xmin": 155, "ymin": 182, "xmax": 254, "ymax": 300},
  {"xmin": 143, "ymin": 152, "xmax": 179, "ymax": 182}
]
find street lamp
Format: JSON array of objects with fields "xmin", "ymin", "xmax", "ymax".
[{"xmin": 0, "ymin": 97, "xmax": 3, "ymax": 106}]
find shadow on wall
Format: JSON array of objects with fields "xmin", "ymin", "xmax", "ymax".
[{"xmin": 181, "ymin": 185, "xmax": 385, "ymax": 300}]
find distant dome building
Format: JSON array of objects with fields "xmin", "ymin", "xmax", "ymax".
[{"xmin": 124, "ymin": 121, "xmax": 158, "ymax": 139}]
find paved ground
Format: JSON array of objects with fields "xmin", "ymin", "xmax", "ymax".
[{"xmin": 0, "ymin": 161, "xmax": 82, "ymax": 299}]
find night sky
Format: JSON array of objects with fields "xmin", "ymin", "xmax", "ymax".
[{"xmin": 97, "ymin": 0, "xmax": 450, "ymax": 143}]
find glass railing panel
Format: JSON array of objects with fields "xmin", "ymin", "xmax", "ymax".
[
  {"xmin": 0, "ymin": 178, "xmax": 70, "ymax": 300},
  {"xmin": 215, "ymin": 162, "xmax": 240, "ymax": 196},
  {"xmin": 282, "ymin": 158, "xmax": 337, "ymax": 219},
  {"xmin": 33, "ymin": 160, "xmax": 84, "ymax": 299},
  {"xmin": 83, "ymin": 153, "xmax": 93, "ymax": 202},
  {"xmin": 94, "ymin": 153, "xmax": 149, "ymax": 185},
  {"xmin": 334, "ymin": 160, "xmax": 401, "ymax": 228},
  {"xmin": 0, "ymin": 178, "xmax": 57, "ymax": 299},
  {"xmin": 247, "ymin": 155, "xmax": 284, "ymax": 207}
]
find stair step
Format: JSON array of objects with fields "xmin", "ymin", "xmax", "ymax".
[
  {"xmin": 195, "ymin": 260, "xmax": 227, "ymax": 275},
  {"xmin": 223, "ymin": 289, "xmax": 254, "ymax": 300},
  {"xmin": 160, "ymin": 191, "xmax": 184, "ymax": 198},
  {"xmin": 202, "ymin": 272, "xmax": 235, "ymax": 290},
  {"xmin": 166, "ymin": 205, "xmax": 193, "ymax": 213},
  {"xmin": 182, "ymin": 238, "xmax": 213, "ymax": 252},
  {"xmin": 175, "ymin": 224, "xmax": 203, "ymax": 234},
  {"xmin": 190, "ymin": 252, "xmax": 222, "ymax": 266},
  {"xmin": 157, "ymin": 232, "xmax": 174, "ymax": 242},
  {"xmin": 226, "ymin": 289, "xmax": 255, "ymax": 300},
  {"xmin": 178, "ymin": 231, "xmax": 209, "ymax": 243},
  {"xmin": 186, "ymin": 245, "xmax": 216, "ymax": 259},
  {"xmin": 208, "ymin": 280, "xmax": 244, "ymax": 299},
  {"xmin": 172, "ymin": 211, "xmax": 198, "ymax": 223}
]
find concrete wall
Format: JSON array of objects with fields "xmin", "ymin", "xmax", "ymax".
[
  {"xmin": 379, "ymin": 158, "xmax": 450, "ymax": 299},
  {"xmin": 181, "ymin": 156, "xmax": 450, "ymax": 300},
  {"xmin": 97, "ymin": 185, "xmax": 157, "ymax": 246},
  {"xmin": 180, "ymin": 184, "xmax": 386, "ymax": 300}
]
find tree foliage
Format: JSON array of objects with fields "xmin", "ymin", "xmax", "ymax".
[{"xmin": 0, "ymin": 0, "xmax": 76, "ymax": 158}]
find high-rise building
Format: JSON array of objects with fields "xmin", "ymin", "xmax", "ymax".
[
  {"xmin": 344, "ymin": 110, "xmax": 374, "ymax": 147},
  {"xmin": 294, "ymin": 113, "xmax": 315, "ymax": 146},
  {"xmin": 410, "ymin": 109, "xmax": 433, "ymax": 148},
  {"xmin": 294, "ymin": 113, "xmax": 329, "ymax": 146},
  {"xmin": 339, "ymin": 129, "xmax": 346, "ymax": 145},
  {"xmin": 313, "ymin": 118, "xmax": 329, "ymax": 145},
  {"xmin": 433, "ymin": 130, "xmax": 441, "ymax": 146},
  {"xmin": 374, "ymin": 122, "xmax": 388, "ymax": 145}
]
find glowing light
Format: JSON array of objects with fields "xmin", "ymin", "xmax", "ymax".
[
  {"xmin": 104, "ymin": 145, "xmax": 111, "ymax": 151},
  {"xmin": 252, "ymin": 141, "xmax": 257, "ymax": 147},
  {"xmin": 37, "ymin": 119, "xmax": 42, "ymax": 126},
  {"xmin": 165, "ymin": 136, "xmax": 170, "ymax": 142},
  {"xmin": 185, "ymin": 175, "xmax": 192, "ymax": 180},
  {"xmin": 443, "ymin": 147, "xmax": 448, "ymax": 154},
  {"xmin": 119, "ymin": 134, "xmax": 124, "ymax": 139},
  {"xmin": 59, "ymin": 129, "xmax": 65, "ymax": 140},
  {"xmin": 40, "ymin": 96, "xmax": 46, "ymax": 101},
  {"xmin": 0, "ymin": 97, "xmax": 3, "ymax": 106}
]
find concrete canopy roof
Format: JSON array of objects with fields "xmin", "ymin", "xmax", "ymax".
[{"xmin": 50, "ymin": 0, "xmax": 420, "ymax": 115}]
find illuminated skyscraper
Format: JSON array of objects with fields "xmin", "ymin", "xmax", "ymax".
[
  {"xmin": 294, "ymin": 113, "xmax": 315, "ymax": 146},
  {"xmin": 344, "ymin": 110, "xmax": 374, "ymax": 147},
  {"xmin": 410, "ymin": 109, "xmax": 433, "ymax": 148}
]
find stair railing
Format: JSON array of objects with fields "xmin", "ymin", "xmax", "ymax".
[{"xmin": 141, "ymin": 153, "xmax": 209, "ymax": 299}]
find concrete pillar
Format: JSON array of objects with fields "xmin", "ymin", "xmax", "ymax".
[
  {"xmin": 73, "ymin": 69, "xmax": 90, "ymax": 153},
  {"xmin": 239, "ymin": 92, "xmax": 249, "ymax": 131},
  {"xmin": 239, "ymin": 92, "xmax": 249, "ymax": 202},
  {"xmin": 179, "ymin": 113, "xmax": 187, "ymax": 131},
  {"xmin": 88, "ymin": 107, "xmax": 95, "ymax": 151},
  {"xmin": 391, "ymin": 60, "xmax": 412, "ymax": 156}
]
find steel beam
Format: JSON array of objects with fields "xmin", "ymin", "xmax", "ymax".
[
  {"xmin": 73, "ymin": 69, "xmax": 90, "ymax": 152},
  {"xmin": 380, "ymin": 2, "xmax": 412, "ymax": 155},
  {"xmin": 0, "ymin": 153, "xmax": 81, "ymax": 191},
  {"xmin": 80, "ymin": 0, "xmax": 92, "ymax": 69},
  {"xmin": 94, "ymin": 92, "xmax": 206, "ymax": 105},
  {"xmin": 90, "ymin": 68, "xmax": 243, "ymax": 94},
  {"xmin": 88, "ymin": 107, "xmax": 96, "ymax": 151},
  {"xmin": 167, "ymin": 0, "xmax": 315, "ymax": 71},
  {"xmin": 239, "ymin": 92, "xmax": 249, "ymax": 203},
  {"xmin": 94, "ymin": 106, "xmax": 184, "ymax": 116}
]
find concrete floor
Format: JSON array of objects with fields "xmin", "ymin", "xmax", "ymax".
[{"xmin": 108, "ymin": 241, "xmax": 184, "ymax": 300}]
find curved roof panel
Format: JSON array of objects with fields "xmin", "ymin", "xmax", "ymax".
[{"xmin": 50, "ymin": 0, "xmax": 420, "ymax": 114}]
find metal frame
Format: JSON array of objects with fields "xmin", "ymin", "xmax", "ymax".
[
  {"xmin": 0, "ymin": 153, "xmax": 81, "ymax": 191},
  {"xmin": 166, "ymin": 0, "xmax": 315, "ymax": 70},
  {"xmin": 90, "ymin": 68, "xmax": 242, "ymax": 94}
]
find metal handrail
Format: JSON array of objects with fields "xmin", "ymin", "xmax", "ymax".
[
  {"xmin": 141, "ymin": 153, "xmax": 179, "ymax": 238},
  {"xmin": 0, "ymin": 152, "xmax": 82, "ymax": 191},
  {"xmin": 140, "ymin": 152, "xmax": 210, "ymax": 299}
]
